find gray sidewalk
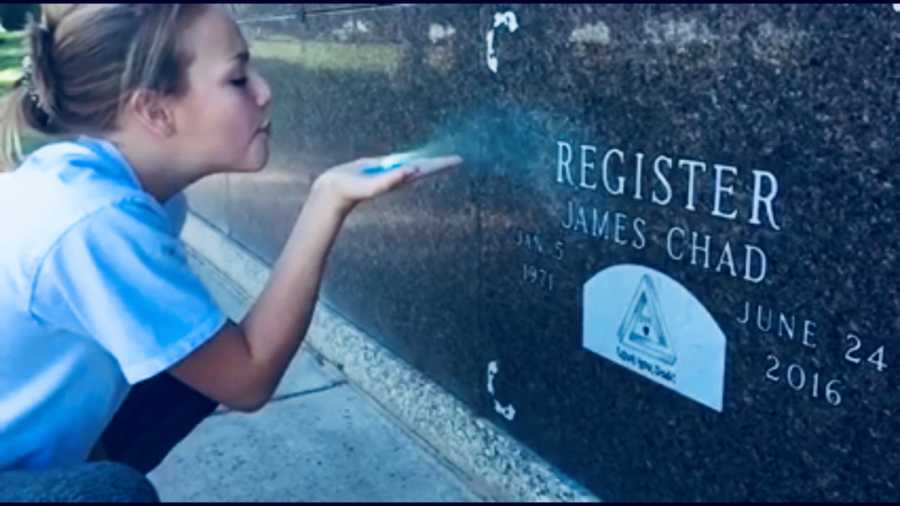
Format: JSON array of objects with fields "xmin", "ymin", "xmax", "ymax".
[{"xmin": 147, "ymin": 246, "xmax": 485, "ymax": 502}]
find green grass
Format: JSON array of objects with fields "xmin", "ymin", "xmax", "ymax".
[
  {"xmin": 250, "ymin": 34, "xmax": 403, "ymax": 75},
  {"xmin": 0, "ymin": 31, "xmax": 25, "ymax": 90}
]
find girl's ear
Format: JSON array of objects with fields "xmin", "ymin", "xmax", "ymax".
[{"xmin": 127, "ymin": 89, "xmax": 176, "ymax": 138}]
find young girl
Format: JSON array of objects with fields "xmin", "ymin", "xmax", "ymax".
[{"xmin": 0, "ymin": 4, "xmax": 459, "ymax": 499}]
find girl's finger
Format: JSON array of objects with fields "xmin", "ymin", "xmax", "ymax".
[
  {"xmin": 406, "ymin": 156, "xmax": 462, "ymax": 179},
  {"xmin": 372, "ymin": 165, "xmax": 416, "ymax": 194}
]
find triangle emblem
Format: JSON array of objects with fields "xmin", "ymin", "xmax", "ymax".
[{"xmin": 617, "ymin": 274, "xmax": 677, "ymax": 365}]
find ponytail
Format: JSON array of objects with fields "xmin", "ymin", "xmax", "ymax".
[
  {"xmin": 24, "ymin": 19, "xmax": 62, "ymax": 133},
  {"xmin": 0, "ymin": 4, "xmax": 205, "ymax": 171},
  {"xmin": 0, "ymin": 13, "xmax": 62, "ymax": 171},
  {"xmin": 0, "ymin": 85, "xmax": 27, "ymax": 171}
]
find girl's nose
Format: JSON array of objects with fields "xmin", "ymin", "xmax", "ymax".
[{"xmin": 255, "ymin": 73, "xmax": 272, "ymax": 109}]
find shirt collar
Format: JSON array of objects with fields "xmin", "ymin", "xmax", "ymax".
[
  {"xmin": 74, "ymin": 135, "xmax": 179, "ymax": 221},
  {"xmin": 76, "ymin": 135, "xmax": 144, "ymax": 190}
]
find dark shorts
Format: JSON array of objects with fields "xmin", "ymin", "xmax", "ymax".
[
  {"xmin": 0, "ymin": 372, "xmax": 216, "ymax": 502},
  {"xmin": 96, "ymin": 371, "xmax": 219, "ymax": 474}
]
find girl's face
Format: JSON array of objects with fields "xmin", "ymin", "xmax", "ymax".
[{"xmin": 170, "ymin": 6, "xmax": 272, "ymax": 174}]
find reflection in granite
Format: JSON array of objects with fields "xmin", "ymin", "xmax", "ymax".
[
  {"xmin": 185, "ymin": 4, "xmax": 900, "ymax": 501},
  {"xmin": 185, "ymin": 173, "xmax": 229, "ymax": 234}
]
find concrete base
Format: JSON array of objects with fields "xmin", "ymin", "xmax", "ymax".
[
  {"xmin": 160, "ymin": 212, "xmax": 598, "ymax": 502},
  {"xmin": 148, "ymin": 349, "xmax": 481, "ymax": 501}
]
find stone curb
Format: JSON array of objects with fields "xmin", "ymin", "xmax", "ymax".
[{"xmin": 180, "ymin": 212, "xmax": 599, "ymax": 503}]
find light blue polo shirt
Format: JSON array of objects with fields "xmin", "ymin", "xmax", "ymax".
[{"xmin": 0, "ymin": 136, "xmax": 227, "ymax": 470}]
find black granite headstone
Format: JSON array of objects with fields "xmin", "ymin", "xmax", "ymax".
[{"xmin": 187, "ymin": 4, "xmax": 899, "ymax": 500}]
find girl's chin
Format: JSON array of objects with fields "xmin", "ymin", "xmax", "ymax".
[
  {"xmin": 241, "ymin": 141, "xmax": 269, "ymax": 172},
  {"xmin": 249, "ymin": 153, "xmax": 269, "ymax": 172},
  {"xmin": 218, "ymin": 155, "xmax": 268, "ymax": 174},
  {"xmin": 255, "ymin": 144, "xmax": 270, "ymax": 170},
  {"xmin": 214, "ymin": 139, "xmax": 269, "ymax": 173}
]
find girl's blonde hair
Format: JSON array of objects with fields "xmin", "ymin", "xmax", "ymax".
[{"xmin": 0, "ymin": 4, "xmax": 206, "ymax": 170}]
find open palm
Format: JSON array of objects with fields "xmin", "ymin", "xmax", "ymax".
[{"xmin": 317, "ymin": 155, "xmax": 463, "ymax": 211}]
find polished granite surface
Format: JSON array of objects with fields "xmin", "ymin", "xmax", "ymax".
[{"xmin": 185, "ymin": 4, "xmax": 900, "ymax": 500}]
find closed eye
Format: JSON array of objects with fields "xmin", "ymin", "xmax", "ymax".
[{"xmin": 230, "ymin": 77, "xmax": 248, "ymax": 87}]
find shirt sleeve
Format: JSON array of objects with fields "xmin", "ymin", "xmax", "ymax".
[{"xmin": 29, "ymin": 197, "xmax": 228, "ymax": 384}]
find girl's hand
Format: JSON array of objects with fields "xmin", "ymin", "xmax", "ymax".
[{"xmin": 312, "ymin": 155, "xmax": 463, "ymax": 215}]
